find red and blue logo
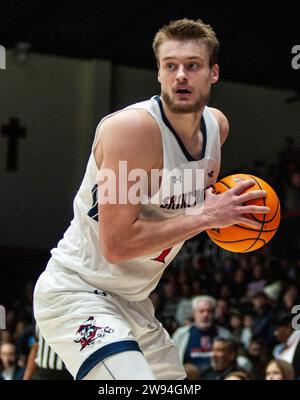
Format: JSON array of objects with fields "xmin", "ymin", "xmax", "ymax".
[{"xmin": 74, "ymin": 316, "xmax": 114, "ymax": 351}]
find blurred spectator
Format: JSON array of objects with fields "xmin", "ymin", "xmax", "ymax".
[
  {"xmin": 224, "ymin": 370, "xmax": 250, "ymax": 380},
  {"xmin": 0, "ymin": 330, "xmax": 13, "ymax": 346},
  {"xmin": 191, "ymin": 280, "xmax": 203, "ymax": 297},
  {"xmin": 229, "ymin": 311, "xmax": 243, "ymax": 342},
  {"xmin": 262, "ymin": 281, "xmax": 282, "ymax": 310},
  {"xmin": 5, "ymin": 310, "xmax": 16, "ymax": 334},
  {"xmin": 273, "ymin": 313, "xmax": 300, "ymax": 379},
  {"xmin": 13, "ymin": 320, "xmax": 27, "ymax": 345},
  {"xmin": 214, "ymin": 299, "xmax": 230, "ymax": 329},
  {"xmin": 219, "ymin": 285, "xmax": 233, "ymax": 303},
  {"xmin": 172, "ymin": 296, "xmax": 232, "ymax": 374},
  {"xmin": 175, "ymin": 284, "xmax": 193, "ymax": 326},
  {"xmin": 239, "ymin": 254, "xmax": 250, "ymax": 273},
  {"xmin": 201, "ymin": 338, "xmax": 245, "ymax": 380},
  {"xmin": 285, "ymin": 259, "xmax": 300, "ymax": 282},
  {"xmin": 251, "ymin": 292, "xmax": 276, "ymax": 348},
  {"xmin": 210, "ymin": 271, "xmax": 226, "ymax": 299},
  {"xmin": 240, "ymin": 313, "xmax": 254, "ymax": 349},
  {"xmin": 0, "ymin": 342, "xmax": 24, "ymax": 380},
  {"xmin": 246, "ymin": 263, "xmax": 266, "ymax": 298},
  {"xmin": 279, "ymin": 284, "xmax": 300, "ymax": 313},
  {"xmin": 245, "ymin": 338, "xmax": 268, "ymax": 380},
  {"xmin": 265, "ymin": 359, "xmax": 295, "ymax": 380},
  {"xmin": 231, "ymin": 269, "xmax": 247, "ymax": 302},
  {"xmin": 222, "ymin": 257, "xmax": 238, "ymax": 275},
  {"xmin": 159, "ymin": 281, "xmax": 180, "ymax": 335},
  {"xmin": 16, "ymin": 323, "xmax": 35, "ymax": 368}
]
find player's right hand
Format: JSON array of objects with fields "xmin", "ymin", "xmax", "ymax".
[{"xmin": 202, "ymin": 179, "xmax": 270, "ymax": 229}]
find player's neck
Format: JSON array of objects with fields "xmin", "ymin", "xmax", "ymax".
[{"xmin": 162, "ymin": 101, "xmax": 204, "ymax": 141}]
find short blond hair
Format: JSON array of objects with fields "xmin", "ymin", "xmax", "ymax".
[{"xmin": 152, "ymin": 18, "xmax": 219, "ymax": 68}]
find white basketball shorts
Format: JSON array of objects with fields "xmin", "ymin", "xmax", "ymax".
[{"xmin": 33, "ymin": 261, "xmax": 186, "ymax": 380}]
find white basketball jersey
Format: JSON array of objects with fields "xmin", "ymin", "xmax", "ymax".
[{"xmin": 50, "ymin": 96, "xmax": 221, "ymax": 301}]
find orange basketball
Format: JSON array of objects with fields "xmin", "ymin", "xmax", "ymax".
[{"xmin": 206, "ymin": 174, "xmax": 281, "ymax": 253}]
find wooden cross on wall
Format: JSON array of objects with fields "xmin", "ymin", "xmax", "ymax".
[{"xmin": 1, "ymin": 117, "xmax": 26, "ymax": 171}]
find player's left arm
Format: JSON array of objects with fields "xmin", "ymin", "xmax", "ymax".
[
  {"xmin": 209, "ymin": 107, "xmax": 229, "ymax": 146},
  {"xmin": 22, "ymin": 342, "xmax": 38, "ymax": 380}
]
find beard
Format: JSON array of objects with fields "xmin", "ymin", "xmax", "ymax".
[{"xmin": 161, "ymin": 90, "xmax": 208, "ymax": 114}]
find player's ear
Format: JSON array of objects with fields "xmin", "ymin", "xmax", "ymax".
[
  {"xmin": 211, "ymin": 64, "xmax": 219, "ymax": 84},
  {"xmin": 157, "ymin": 65, "xmax": 161, "ymax": 83}
]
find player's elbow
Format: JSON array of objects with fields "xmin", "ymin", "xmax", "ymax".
[
  {"xmin": 102, "ymin": 245, "xmax": 122, "ymax": 264},
  {"xmin": 104, "ymin": 251, "xmax": 123, "ymax": 264},
  {"xmin": 100, "ymin": 237, "xmax": 128, "ymax": 264}
]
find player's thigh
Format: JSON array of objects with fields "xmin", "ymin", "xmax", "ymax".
[
  {"xmin": 83, "ymin": 350, "xmax": 156, "ymax": 380},
  {"xmin": 34, "ymin": 286, "xmax": 139, "ymax": 379}
]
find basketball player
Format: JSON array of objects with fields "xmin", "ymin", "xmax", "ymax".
[{"xmin": 33, "ymin": 19, "xmax": 270, "ymax": 380}]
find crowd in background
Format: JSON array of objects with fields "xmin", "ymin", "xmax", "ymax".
[{"xmin": 0, "ymin": 137, "xmax": 299, "ymax": 380}]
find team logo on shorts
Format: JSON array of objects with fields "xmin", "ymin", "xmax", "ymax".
[{"xmin": 74, "ymin": 316, "xmax": 114, "ymax": 351}]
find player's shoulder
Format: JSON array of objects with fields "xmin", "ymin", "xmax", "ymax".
[
  {"xmin": 98, "ymin": 108, "xmax": 162, "ymax": 167},
  {"xmin": 100, "ymin": 108, "xmax": 160, "ymax": 143},
  {"xmin": 207, "ymin": 107, "xmax": 229, "ymax": 145},
  {"xmin": 207, "ymin": 107, "xmax": 229, "ymax": 129}
]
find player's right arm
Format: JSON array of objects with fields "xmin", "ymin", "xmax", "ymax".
[{"xmin": 94, "ymin": 110, "xmax": 270, "ymax": 264}]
